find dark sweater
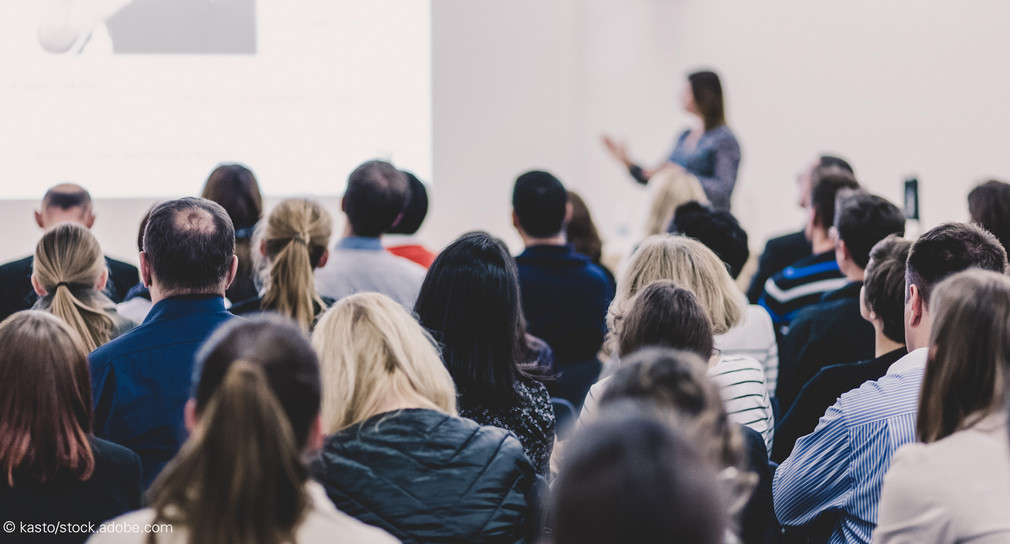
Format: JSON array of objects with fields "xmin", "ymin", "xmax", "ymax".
[{"xmin": 747, "ymin": 231, "xmax": 812, "ymax": 304}]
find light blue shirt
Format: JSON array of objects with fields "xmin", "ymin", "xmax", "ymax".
[
  {"xmin": 773, "ymin": 348, "xmax": 928, "ymax": 544},
  {"xmin": 314, "ymin": 236, "xmax": 427, "ymax": 310}
]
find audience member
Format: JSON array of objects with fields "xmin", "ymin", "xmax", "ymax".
[
  {"xmin": 551, "ymin": 408, "xmax": 727, "ymax": 544},
  {"xmin": 32, "ymin": 222, "xmax": 137, "ymax": 352},
  {"xmin": 92, "ymin": 315, "xmax": 396, "ymax": 544},
  {"xmin": 566, "ymin": 190, "xmax": 617, "ymax": 284},
  {"xmin": 599, "ymin": 235, "xmax": 775, "ymax": 449},
  {"xmin": 774, "ymin": 222, "xmax": 1007, "ymax": 544},
  {"xmin": 772, "ymin": 235, "xmax": 911, "ymax": 463},
  {"xmin": 747, "ymin": 155, "xmax": 854, "ymax": 303},
  {"xmin": 230, "ymin": 198, "xmax": 334, "ymax": 331},
  {"xmin": 89, "ymin": 197, "xmax": 238, "ymax": 489},
  {"xmin": 385, "ymin": 170, "xmax": 438, "ymax": 268},
  {"xmin": 642, "ymin": 166, "xmax": 709, "ymax": 237},
  {"xmin": 512, "ymin": 170, "xmax": 615, "ymax": 409},
  {"xmin": 875, "ymin": 270, "xmax": 1010, "ymax": 542},
  {"xmin": 414, "ymin": 232, "xmax": 556, "ymax": 476},
  {"xmin": 598, "ymin": 348, "xmax": 773, "ymax": 544},
  {"xmin": 757, "ymin": 168, "xmax": 859, "ymax": 333},
  {"xmin": 0, "ymin": 184, "xmax": 139, "ymax": 322},
  {"xmin": 776, "ymin": 193, "xmax": 905, "ymax": 411},
  {"xmin": 669, "ymin": 203, "xmax": 779, "ymax": 396},
  {"xmin": 315, "ymin": 160, "xmax": 427, "ymax": 309},
  {"xmin": 310, "ymin": 293, "xmax": 535, "ymax": 544},
  {"xmin": 0, "ymin": 311, "xmax": 141, "ymax": 544},
  {"xmin": 968, "ymin": 178, "xmax": 1010, "ymax": 253},
  {"xmin": 201, "ymin": 163, "xmax": 263, "ymax": 303}
]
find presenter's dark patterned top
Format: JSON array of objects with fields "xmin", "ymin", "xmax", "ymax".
[
  {"xmin": 668, "ymin": 125, "xmax": 741, "ymax": 212},
  {"xmin": 459, "ymin": 377, "xmax": 555, "ymax": 477}
]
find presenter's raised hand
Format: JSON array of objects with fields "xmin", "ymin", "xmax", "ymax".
[{"xmin": 602, "ymin": 135, "xmax": 632, "ymax": 167}]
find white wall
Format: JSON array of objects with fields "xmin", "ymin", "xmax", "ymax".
[{"xmin": 3, "ymin": 0, "xmax": 1004, "ymax": 265}]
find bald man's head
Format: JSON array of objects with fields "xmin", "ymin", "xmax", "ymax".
[{"xmin": 35, "ymin": 184, "xmax": 94, "ymax": 229}]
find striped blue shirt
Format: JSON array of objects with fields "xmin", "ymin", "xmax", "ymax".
[{"xmin": 773, "ymin": 348, "xmax": 928, "ymax": 544}]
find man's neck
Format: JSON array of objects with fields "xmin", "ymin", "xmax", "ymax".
[
  {"xmin": 810, "ymin": 228, "xmax": 833, "ymax": 254},
  {"xmin": 874, "ymin": 327, "xmax": 904, "ymax": 358},
  {"xmin": 150, "ymin": 286, "xmax": 224, "ymax": 305},
  {"xmin": 522, "ymin": 234, "xmax": 566, "ymax": 248}
]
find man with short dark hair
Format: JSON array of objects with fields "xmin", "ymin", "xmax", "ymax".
[
  {"xmin": 0, "ymin": 184, "xmax": 139, "ymax": 321},
  {"xmin": 775, "ymin": 192, "xmax": 906, "ymax": 411},
  {"xmin": 512, "ymin": 170, "xmax": 614, "ymax": 409},
  {"xmin": 385, "ymin": 170, "xmax": 437, "ymax": 268},
  {"xmin": 89, "ymin": 197, "xmax": 238, "ymax": 489},
  {"xmin": 315, "ymin": 160, "xmax": 426, "ymax": 309},
  {"xmin": 775, "ymin": 222, "xmax": 1007, "ymax": 544},
  {"xmin": 758, "ymin": 169, "xmax": 860, "ymax": 335}
]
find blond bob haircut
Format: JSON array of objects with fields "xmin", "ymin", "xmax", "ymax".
[
  {"xmin": 610, "ymin": 234, "xmax": 744, "ymax": 343},
  {"xmin": 311, "ymin": 292, "xmax": 457, "ymax": 433}
]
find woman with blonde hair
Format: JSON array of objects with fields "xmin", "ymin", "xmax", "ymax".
[
  {"xmin": 875, "ymin": 270, "xmax": 1010, "ymax": 542},
  {"xmin": 598, "ymin": 234, "xmax": 774, "ymax": 450},
  {"xmin": 230, "ymin": 198, "xmax": 333, "ymax": 331},
  {"xmin": 310, "ymin": 292, "xmax": 536, "ymax": 544},
  {"xmin": 32, "ymin": 222, "xmax": 135, "ymax": 352}
]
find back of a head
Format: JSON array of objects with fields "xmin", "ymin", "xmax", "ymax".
[
  {"xmin": 968, "ymin": 179, "xmax": 1010, "ymax": 253},
  {"xmin": 0, "ymin": 311, "xmax": 93, "ymax": 487},
  {"xmin": 834, "ymin": 193, "xmax": 906, "ymax": 269},
  {"xmin": 143, "ymin": 197, "xmax": 236, "ymax": 294},
  {"xmin": 817, "ymin": 155, "xmax": 854, "ymax": 177},
  {"xmin": 201, "ymin": 164, "xmax": 263, "ymax": 230},
  {"xmin": 386, "ymin": 171, "xmax": 429, "ymax": 235},
  {"xmin": 918, "ymin": 270, "xmax": 1010, "ymax": 444},
  {"xmin": 552, "ymin": 409, "xmax": 727, "ymax": 544},
  {"xmin": 343, "ymin": 160, "xmax": 409, "ymax": 237},
  {"xmin": 617, "ymin": 280, "xmax": 714, "ymax": 360},
  {"xmin": 688, "ymin": 70, "xmax": 726, "ymax": 131},
  {"xmin": 312, "ymin": 292, "xmax": 457, "ymax": 433},
  {"xmin": 670, "ymin": 201, "xmax": 749, "ymax": 279},
  {"xmin": 40, "ymin": 184, "xmax": 93, "ymax": 227},
  {"xmin": 261, "ymin": 198, "xmax": 332, "ymax": 331},
  {"xmin": 612, "ymin": 234, "xmax": 744, "ymax": 336},
  {"xmin": 862, "ymin": 235, "xmax": 912, "ymax": 345},
  {"xmin": 150, "ymin": 315, "xmax": 321, "ymax": 544},
  {"xmin": 906, "ymin": 222, "xmax": 1008, "ymax": 309},
  {"xmin": 809, "ymin": 168, "xmax": 860, "ymax": 231},
  {"xmin": 512, "ymin": 170, "xmax": 568, "ymax": 238},
  {"xmin": 33, "ymin": 222, "xmax": 115, "ymax": 352},
  {"xmin": 414, "ymin": 231, "xmax": 522, "ymax": 408},
  {"xmin": 566, "ymin": 191, "xmax": 603, "ymax": 263}
]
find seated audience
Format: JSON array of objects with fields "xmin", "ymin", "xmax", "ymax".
[
  {"xmin": 774, "ymin": 222, "xmax": 1007, "ymax": 544},
  {"xmin": 670, "ymin": 202, "xmax": 779, "ymax": 397},
  {"xmin": 230, "ymin": 198, "xmax": 335, "ymax": 331},
  {"xmin": 566, "ymin": 190, "xmax": 617, "ymax": 285},
  {"xmin": 772, "ymin": 235, "xmax": 911, "ymax": 463},
  {"xmin": 598, "ymin": 348, "xmax": 774, "ymax": 544},
  {"xmin": 596, "ymin": 235, "xmax": 774, "ymax": 450},
  {"xmin": 0, "ymin": 311, "xmax": 141, "ymax": 544},
  {"xmin": 512, "ymin": 170, "xmax": 615, "ymax": 409},
  {"xmin": 0, "ymin": 184, "xmax": 138, "ymax": 322},
  {"xmin": 310, "ymin": 293, "xmax": 535, "ymax": 544},
  {"xmin": 315, "ymin": 160, "xmax": 427, "ymax": 309},
  {"xmin": 89, "ymin": 197, "xmax": 238, "ymax": 489},
  {"xmin": 875, "ymin": 270, "xmax": 1010, "ymax": 542},
  {"xmin": 32, "ymin": 222, "xmax": 137, "ymax": 352},
  {"xmin": 91, "ymin": 315, "xmax": 396, "ymax": 544},
  {"xmin": 968, "ymin": 178, "xmax": 1010, "ymax": 253},
  {"xmin": 201, "ymin": 163, "xmax": 263, "ymax": 303},
  {"xmin": 385, "ymin": 170, "xmax": 438, "ymax": 268},
  {"xmin": 747, "ymin": 155, "xmax": 854, "ymax": 304},
  {"xmin": 642, "ymin": 165, "xmax": 709, "ymax": 237},
  {"xmin": 776, "ymin": 192, "xmax": 905, "ymax": 411},
  {"xmin": 551, "ymin": 408, "xmax": 727, "ymax": 544},
  {"xmin": 758, "ymin": 168, "xmax": 860, "ymax": 334},
  {"xmin": 414, "ymin": 231, "xmax": 556, "ymax": 476}
]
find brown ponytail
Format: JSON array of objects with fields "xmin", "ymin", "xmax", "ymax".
[
  {"xmin": 261, "ymin": 199, "xmax": 332, "ymax": 331},
  {"xmin": 148, "ymin": 360, "xmax": 309, "ymax": 544},
  {"xmin": 33, "ymin": 223, "xmax": 115, "ymax": 353}
]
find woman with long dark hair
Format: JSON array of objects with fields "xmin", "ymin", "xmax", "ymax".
[
  {"xmin": 414, "ymin": 231, "xmax": 556, "ymax": 476},
  {"xmin": 201, "ymin": 163, "xmax": 263, "ymax": 303},
  {"xmin": 603, "ymin": 70, "xmax": 741, "ymax": 212}
]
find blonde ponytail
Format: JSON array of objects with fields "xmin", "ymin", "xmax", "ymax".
[
  {"xmin": 261, "ymin": 199, "xmax": 332, "ymax": 331},
  {"xmin": 33, "ymin": 223, "xmax": 115, "ymax": 353},
  {"xmin": 147, "ymin": 360, "xmax": 309, "ymax": 544}
]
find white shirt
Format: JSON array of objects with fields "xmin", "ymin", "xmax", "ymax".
[{"xmin": 717, "ymin": 305, "xmax": 779, "ymax": 395}]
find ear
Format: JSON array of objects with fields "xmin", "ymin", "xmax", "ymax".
[
  {"xmin": 34, "ymin": 210, "xmax": 46, "ymax": 229},
  {"xmin": 224, "ymin": 254, "xmax": 238, "ymax": 289},
  {"xmin": 95, "ymin": 266, "xmax": 109, "ymax": 291},
  {"xmin": 31, "ymin": 275, "xmax": 47, "ymax": 296},
  {"xmin": 511, "ymin": 210, "xmax": 520, "ymax": 229},
  {"xmin": 83, "ymin": 212, "xmax": 95, "ymax": 229},
  {"xmin": 259, "ymin": 238, "xmax": 268, "ymax": 257},
  {"xmin": 907, "ymin": 283, "xmax": 924, "ymax": 330},
  {"xmin": 564, "ymin": 201, "xmax": 574, "ymax": 225},
  {"xmin": 340, "ymin": 196, "xmax": 347, "ymax": 213},
  {"xmin": 184, "ymin": 398, "xmax": 199, "ymax": 433},
  {"xmin": 139, "ymin": 251, "xmax": 154, "ymax": 288},
  {"xmin": 306, "ymin": 414, "xmax": 324, "ymax": 453},
  {"xmin": 316, "ymin": 248, "xmax": 329, "ymax": 269}
]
